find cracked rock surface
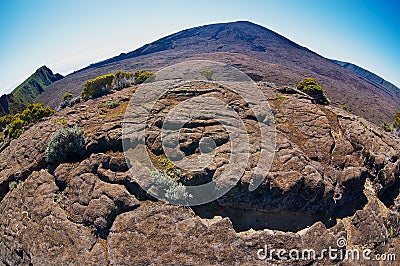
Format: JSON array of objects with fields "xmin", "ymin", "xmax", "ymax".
[{"xmin": 0, "ymin": 83, "xmax": 399, "ymax": 265}]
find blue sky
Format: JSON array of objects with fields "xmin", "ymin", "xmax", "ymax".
[{"xmin": 0, "ymin": 0, "xmax": 399, "ymax": 95}]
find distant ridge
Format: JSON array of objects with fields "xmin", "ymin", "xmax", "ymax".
[
  {"xmin": 331, "ymin": 59, "xmax": 400, "ymax": 95},
  {"xmin": 36, "ymin": 21, "xmax": 400, "ymax": 125},
  {"xmin": 0, "ymin": 66, "xmax": 63, "ymax": 116}
]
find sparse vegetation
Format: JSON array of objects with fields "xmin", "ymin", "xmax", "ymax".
[
  {"xmin": 150, "ymin": 170, "xmax": 191, "ymax": 203},
  {"xmin": 46, "ymin": 126, "xmax": 86, "ymax": 164},
  {"xmin": 4, "ymin": 103, "xmax": 55, "ymax": 139},
  {"xmin": 53, "ymin": 119, "xmax": 68, "ymax": 127},
  {"xmin": 394, "ymin": 111, "xmax": 400, "ymax": 129},
  {"xmin": 275, "ymin": 117, "xmax": 288, "ymax": 123},
  {"xmin": 112, "ymin": 70, "xmax": 134, "ymax": 90},
  {"xmin": 134, "ymin": 70, "xmax": 155, "ymax": 84},
  {"xmin": 58, "ymin": 95, "xmax": 80, "ymax": 110},
  {"xmin": 361, "ymin": 121, "xmax": 368, "ymax": 129},
  {"xmin": 103, "ymin": 100, "xmax": 120, "ymax": 109},
  {"xmin": 62, "ymin": 93, "xmax": 73, "ymax": 101},
  {"xmin": 81, "ymin": 74, "xmax": 115, "ymax": 100},
  {"xmin": 388, "ymin": 226, "xmax": 394, "ymax": 239},
  {"xmin": 297, "ymin": 78, "xmax": 330, "ymax": 105},
  {"xmin": 0, "ymin": 114, "xmax": 13, "ymax": 130},
  {"xmin": 157, "ymin": 157, "xmax": 182, "ymax": 180},
  {"xmin": 340, "ymin": 104, "xmax": 348, "ymax": 111},
  {"xmin": 383, "ymin": 122, "xmax": 393, "ymax": 132},
  {"xmin": 9, "ymin": 180, "xmax": 24, "ymax": 191},
  {"xmin": 100, "ymin": 100, "xmax": 120, "ymax": 116},
  {"xmin": 200, "ymin": 69, "xmax": 214, "ymax": 80},
  {"xmin": 277, "ymin": 94, "xmax": 288, "ymax": 100},
  {"xmin": 263, "ymin": 82, "xmax": 276, "ymax": 88}
]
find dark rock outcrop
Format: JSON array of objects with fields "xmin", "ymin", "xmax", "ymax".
[{"xmin": 1, "ymin": 82, "xmax": 399, "ymax": 265}]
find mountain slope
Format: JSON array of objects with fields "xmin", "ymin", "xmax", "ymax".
[
  {"xmin": 0, "ymin": 66, "xmax": 63, "ymax": 115},
  {"xmin": 37, "ymin": 21, "xmax": 400, "ymax": 125},
  {"xmin": 331, "ymin": 59, "xmax": 400, "ymax": 96}
]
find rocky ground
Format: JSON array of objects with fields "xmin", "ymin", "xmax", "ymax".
[{"xmin": 0, "ymin": 82, "xmax": 399, "ymax": 265}]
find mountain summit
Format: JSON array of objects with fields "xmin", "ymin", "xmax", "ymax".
[
  {"xmin": 38, "ymin": 21, "xmax": 400, "ymax": 125},
  {"xmin": 1, "ymin": 21, "xmax": 400, "ymax": 265}
]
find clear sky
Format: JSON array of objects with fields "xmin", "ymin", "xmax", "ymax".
[{"xmin": 0, "ymin": 0, "xmax": 399, "ymax": 95}]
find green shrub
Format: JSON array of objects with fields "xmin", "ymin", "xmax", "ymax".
[
  {"xmin": 200, "ymin": 69, "xmax": 214, "ymax": 80},
  {"xmin": 9, "ymin": 180, "xmax": 23, "ymax": 191},
  {"xmin": 112, "ymin": 70, "xmax": 134, "ymax": 90},
  {"xmin": 134, "ymin": 70, "xmax": 155, "ymax": 84},
  {"xmin": 277, "ymin": 94, "xmax": 288, "ymax": 100},
  {"xmin": 340, "ymin": 104, "xmax": 348, "ymax": 111},
  {"xmin": 361, "ymin": 121, "xmax": 368, "ymax": 129},
  {"xmin": 62, "ymin": 93, "xmax": 73, "ymax": 101},
  {"xmin": 394, "ymin": 111, "xmax": 400, "ymax": 129},
  {"xmin": 5, "ymin": 103, "xmax": 55, "ymax": 139},
  {"xmin": 46, "ymin": 126, "xmax": 86, "ymax": 164},
  {"xmin": 297, "ymin": 78, "xmax": 330, "ymax": 105},
  {"xmin": 53, "ymin": 119, "xmax": 68, "ymax": 127},
  {"xmin": 100, "ymin": 100, "xmax": 120, "ymax": 115},
  {"xmin": 150, "ymin": 170, "xmax": 191, "ymax": 203},
  {"xmin": 383, "ymin": 122, "xmax": 393, "ymax": 133},
  {"xmin": 81, "ymin": 74, "xmax": 115, "ymax": 100},
  {"xmin": 103, "ymin": 100, "xmax": 120, "ymax": 109},
  {"xmin": 5, "ymin": 115, "xmax": 25, "ymax": 139},
  {"xmin": 0, "ymin": 114, "xmax": 13, "ymax": 130}
]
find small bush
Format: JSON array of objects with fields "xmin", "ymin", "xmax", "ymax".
[
  {"xmin": 394, "ymin": 111, "xmax": 400, "ymax": 129},
  {"xmin": 112, "ymin": 70, "xmax": 134, "ymax": 90},
  {"xmin": 277, "ymin": 94, "xmax": 288, "ymax": 100},
  {"xmin": 62, "ymin": 93, "xmax": 73, "ymax": 101},
  {"xmin": 81, "ymin": 74, "xmax": 115, "ymax": 100},
  {"xmin": 275, "ymin": 117, "xmax": 288, "ymax": 123},
  {"xmin": 263, "ymin": 82, "xmax": 276, "ymax": 88},
  {"xmin": 0, "ymin": 114, "xmax": 13, "ymax": 130},
  {"xmin": 297, "ymin": 78, "xmax": 330, "ymax": 105},
  {"xmin": 383, "ymin": 122, "xmax": 393, "ymax": 133},
  {"xmin": 200, "ymin": 69, "xmax": 214, "ymax": 80},
  {"xmin": 5, "ymin": 103, "xmax": 55, "ymax": 139},
  {"xmin": 340, "ymin": 104, "xmax": 348, "ymax": 111},
  {"xmin": 361, "ymin": 121, "xmax": 368, "ymax": 129},
  {"xmin": 46, "ymin": 126, "xmax": 86, "ymax": 164},
  {"xmin": 100, "ymin": 100, "xmax": 120, "ymax": 116},
  {"xmin": 134, "ymin": 70, "xmax": 155, "ymax": 84},
  {"xmin": 103, "ymin": 100, "xmax": 120, "ymax": 109},
  {"xmin": 157, "ymin": 157, "xmax": 182, "ymax": 180},
  {"xmin": 58, "ymin": 96, "xmax": 80, "ymax": 111},
  {"xmin": 150, "ymin": 170, "xmax": 191, "ymax": 203},
  {"xmin": 53, "ymin": 119, "xmax": 68, "ymax": 127},
  {"xmin": 9, "ymin": 180, "xmax": 23, "ymax": 191}
]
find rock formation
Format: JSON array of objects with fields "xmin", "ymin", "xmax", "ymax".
[{"xmin": 0, "ymin": 81, "xmax": 399, "ymax": 265}]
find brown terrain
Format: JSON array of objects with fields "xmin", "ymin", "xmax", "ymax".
[
  {"xmin": 37, "ymin": 21, "xmax": 400, "ymax": 126},
  {"xmin": 0, "ymin": 77, "xmax": 399, "ymax": 265}
]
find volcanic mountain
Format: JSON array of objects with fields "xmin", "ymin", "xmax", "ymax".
[
  {"xmin": 38, "ymin": 21, "xmax": 399, "ymax": 125},
  {"xmin": 1, "ymin": 21, "xmax": 400, "ymax": 265}
]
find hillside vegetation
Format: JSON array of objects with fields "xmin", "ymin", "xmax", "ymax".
[{"xmin": 0, "ymin": 66, "xmax": 63, "ymax": 116}]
